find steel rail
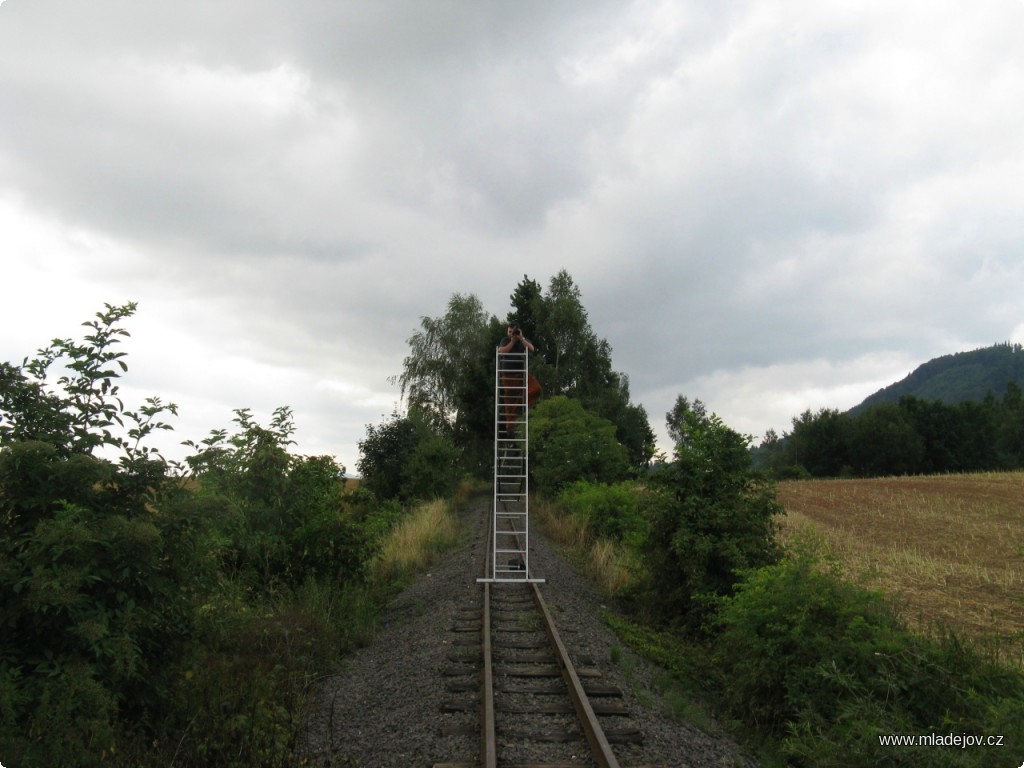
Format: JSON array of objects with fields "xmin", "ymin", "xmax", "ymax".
[
  {"xmin": 480, "ymin": 495, "xmax": 498, "ymax": 768},
  {"xmin": 480, "ymin": 581, "xmax": 497, "ymax": 768},
  {"xmin": 478, "ymin": 485, "xmax": 620, "ymax": 767},
  {"xmin": 478, "ymin": 578, "xmax": 622, "ymax": 767},
  {"xmin": 479, "ymin": 456, "xmax": 622, "ymax": 768},
  {"xmin": 531, "ymin": 583, "xmax": 622, "ymax": 768}
]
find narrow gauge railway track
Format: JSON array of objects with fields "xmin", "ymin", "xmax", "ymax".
[
  {"xmin": 434, "ymin": 509, "xmax": 645, "ymax": 768},
  {"xmin": 299, "ymin": 494, "xmax": 752, "ymax": 768}
]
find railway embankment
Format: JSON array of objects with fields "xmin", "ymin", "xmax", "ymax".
[{"xmin": 299, "ymin": 497, "xmax": 757, "ymax": 767}]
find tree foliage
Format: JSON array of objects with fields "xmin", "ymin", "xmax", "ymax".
[
  {"xmin": 0, "ymin": 303, "xmax": 397, "ymax": 767},
  {"xmin": 508, "ymin": 275, "xmax": 547, "ymax": 355},
  {"xmin": 394, "ymin": 271, "xmax": 656, "ymax": 473},
  {"xmin": 395, "ymin": 293, "xmax": 495, "ymax": 433},
  {"xmin": 641, "ymin": 397, "xmax": 782, "ymax": 627},
  {"xmin": 788, "ymin": 407, "xmax": 853, "ymax": 477},
  {"xmin": 528, "ymin": 396, "xmax": 631, "ymax": 495},
  {"xmin": 521, "ymin": 271, "xmax": 654, "ymax": 468},
  {"xmin": 0, "ymin": 305, "xmax": 207, "ymax": 765},
  {"xmin": 761, "ymin": 385, "xmax": 1024, "ymax": 478},
  {"xmin": 0, "ymin": 302, "xmax": 178, "ymax": 464},
  {"xmin": 393, "ymin": 293, "xmax": 502, "ymax": 475},
  {"xmin": 853, "ymin": 341, "xmax": 1024, "ymax": 412},
  {"xmin": 357, "ymin": 408, "xmax": 459, "ymax": 502}
]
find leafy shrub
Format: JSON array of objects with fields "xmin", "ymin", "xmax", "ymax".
[
  {"xmin": 0, "ymin": 303, "xmax": 418, "ymax": 766},
  {"xmin": 774, "ymin": 463, "xmax": 812, "ymax": 481},
  {"xmin": 555, "ymin": 480, "xmax": 649, "ymax": 545},
  {"xmin": 186, "ymin": 409, "xmax": 387, "ymax": 591},
  {"xmin": 357, "ymin": 408, "xmax": 460, "ymax": 502},
  {"xmin": 715, "ymin": 539, "xmax": 1024, "ymax": 766},
  {"xmin": 0, "ymin": 453, "xmax": 211, "ymax": 765},
  {"xmin": 714, "ymin": 540, "xmax": 906, "ymax": 732},
  {"xmin": 403, "ymin": 430, "xmax": 460, "ymax": 501},
  {"xmin": 641, "ymin": 398, "xmax": 781, "ymax": 627},
  {"xmin": 0, "ymin": 305, "xmax": 214, "ymax": 765},
  {"xmin": 529, "ymin": 396, "xmax": 631, "ymax": 495}
]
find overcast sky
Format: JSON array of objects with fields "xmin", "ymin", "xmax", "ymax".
[{"xmin": 3, "ymin": 1, "xmax": 1024, "ymax": 473}]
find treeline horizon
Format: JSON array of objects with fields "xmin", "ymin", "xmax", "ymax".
[{"xmin": 755, "ymin": 382, "xmax": 1024, "ymax": 478}]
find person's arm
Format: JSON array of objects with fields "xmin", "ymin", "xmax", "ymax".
[{"xmin": 497, "ymin": 336, "xmax": 515, "ymax": 353}]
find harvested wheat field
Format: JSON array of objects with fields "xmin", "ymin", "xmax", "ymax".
[{"xmin": 777, "ymin": 472, "xmax": 1024, "ymax": 652}]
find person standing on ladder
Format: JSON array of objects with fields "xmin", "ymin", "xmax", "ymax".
[{"xmin": 497, "ymin": 322, "xmax": 539, "ymax": 437}]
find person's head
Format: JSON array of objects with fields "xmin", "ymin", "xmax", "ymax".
[{"xmin": 508, "ymin": 323, "xmax": 521, "ymax": 337}]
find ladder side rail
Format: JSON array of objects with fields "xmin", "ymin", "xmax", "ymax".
[
  {"xmin": 491, "ymin": 349, "xmax": 502, "ymax": 580},
  {"xmin": 524, "ymin": 348, "xmax": 532, "ymax": 577}
]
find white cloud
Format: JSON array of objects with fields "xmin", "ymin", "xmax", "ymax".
[
  {"xmin": 3, "ymin": 1, "xmax": 1024, "ymax": 472},
  {"xmin": 641, "ymin": 350, "xmax": 922, "ymax": 455}
]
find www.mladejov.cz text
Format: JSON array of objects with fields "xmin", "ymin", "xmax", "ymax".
[{"xmin": 878, "ymin": 732, "xmax": 1005, "ymax": 749}]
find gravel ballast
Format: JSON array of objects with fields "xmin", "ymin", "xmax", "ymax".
[{"xmin": 299, "ymin": 497, "xmax": 760, "ymax": 767}]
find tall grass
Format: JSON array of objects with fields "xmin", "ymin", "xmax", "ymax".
[
  {"xmin": 166, "ymin": 499, "xmax": 465, "ymax": 767},
  {"xmin": 373, "ymin": 498, "xmax": 462, "ymax": 583},
  {"xmin": 533, "ymin": 496, "xmax": 636, "ymax": 598}
]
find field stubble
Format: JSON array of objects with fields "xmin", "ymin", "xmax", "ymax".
[{"xmin": 777, "ymin": 472, "xmax": 1024, "ymax": 654}]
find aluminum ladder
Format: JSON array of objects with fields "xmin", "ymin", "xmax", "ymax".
[{"xmin": 480, "ymin": 350, "xmax": 543, "ymax": 583}]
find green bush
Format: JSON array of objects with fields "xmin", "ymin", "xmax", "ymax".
[
  {"xmin": 186, "ymin": 409, "xmax": 386, "ymax": 591},
  {"xmin": 714, "ymin": 541, "xmax": 906, "ymax": 732},
  {"xmin": 0, "ymin": 303, "xmax": 414, "ymax": 766},
  {"xmin": 555, "ymin": 480, "xmax": 649, "ymax": 545},
  {"xmin": 773, "ymin": 463, "xmax": 812, "ymax": 481},
  {"xmin": 357, "ymin": 408, "xmax": 460, "ymax": 502},
  {"xmin": 0, "ymin": 445, "xmax": 215, "ymax": 764},
  {"xmin": 529, "ymin": 396, "xmax": 631, "ymax": 495},
  {"xmin": 641, "ymin": 399, "xmax": 781, "ymax": 627},
  {"xmin": 403, "ymin": 430, "xmax": 460, "ymax": 501},
  {"xmin": 715, "ymin": 540, "xmax": 1024, "ymax": 766}
]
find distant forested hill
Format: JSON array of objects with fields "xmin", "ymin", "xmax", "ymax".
[{"xmin": 851, "ymin": 342, "xmax": 1024, "ymax": 414}]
